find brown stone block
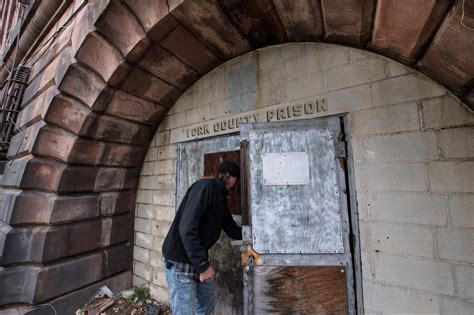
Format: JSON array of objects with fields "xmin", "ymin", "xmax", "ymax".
[
  {"xmin": 160, "ymin": 25, "xmax": 221, "ymax": 74},
  {"xmin": 139, "ymin": 44, "xmax": 200, "ymax": 90},
  {"xmin": 149, "ymin": 14, "xmax": 179, "ymax": 42},
  {"xmin": 102, "ymin": 243, "xmax": 132, "ymax": 277},
  {"xmin": 66, "ymin": 220, "xmax": 103, "ymax": 256},
  {"xmin": 106, "ymin": 90, "xmax": 167, "ymax": 125},
  {"xmin": 88, "ymin": 114, "xmax": 153, "ymax": 145},
  {"xmin": 71, "ymin": 0, "xmax": 110, "ymax": 54},
  {"xmin": 41, "ymin": 227, "xmax": 68, "ymax": 262},
  {"xmin": 45, "ymin": 94, "xmax": 95, "ymax": 135},
  {"xmin": 8, "ymin": 191, "xmax": 54, "ymax": 225},
  {"xmin": 29, "ymin": 25, "xmax": 74, "ymax": 83},
  {"xmin": 221, "ymin": 0, "xmax": 286, "ymax": 47},
  {"xmin": 0, "ymin": 266, "xmax": 41, "ymax": 304},
  {"xmin": 68, "ymin": 138, "xmax": 106, "ymax": 166},
  {"xmin": 102, "ymin": 143, "xmax": 147, "ymax": 167},
  {"xmin": 17, "ymin": 86, "xmax": 59, "ymax": 131},
  {"xmin": 370, "ymin": 0, "xmax": 451, "ymax": 63},
  {"xmin": 1, "ymin": 156, "xmax": 31, "ymax": 188},
  {"xmin": 171, "ymin": 0, "xmax": 251, "ymax": 59},
  {"xmin": 50, "ymin": 194, "xmax": 100, "ymax": 224},
  {"xmin": 0, "ymin": 189, "xmax": 21, "ymax": 223},
  {"xmin": 463, "ymin": 88, "xmax": 474, "ymax": 110},
  {"xmin": 125, "ymin": 0, "xmax": 174, "ymax": 33},
  {"xmin": 102, "ymin": 215, "xmax": 134, "ymax": 247},
  {"xmin": 95, "ymin": 0, "xmax": 147, "ymax": 58},
  {"xmin": 100, "ymin": 191, "xmax": 135, "ymax": 216},
  {"xmin": 20, "ymin": 158, "xmax": 66, "ymax": 191},
  {"xmin": 95, "ymin": 167, "xmax": 127, "ymax": 191},
  {"xmin": 75, "ymin": 31, "xmax": 124, "ymax": 82},
  {"xmin": 23, "ymin": 271, "xmax": 131, "ymax": 315},
  {"xmin": 57, "ymin": 166, "xmax": 98, "ymax": 193},
  {"xmin": 0, "ymin": 227, "xmax": 48, "ymax": 264},
  {"xmin": 126, "ymin": 36, "xmax": 151, "ymax": 64},
  {"xmin": 322, "ymin": 0, "xmax": 375, "ymax": 46},
  {"xmin": 273, "ymin": 0, "xmax": 324, "ymax": 41},
  {"xmin": 108, "ymin": 61, "xmax": 131, "ymax": 87},
  {"xmin": 22, "ymin": 47, "xmax": 74, "ymax": 108},
  {"xmin": 33, "ymin": 125, "xmax": 78, "ymax": 162},
  {"xmin": 121, "ymin": 67, "xmax": 181, "ymax": 107},
  {"xmin": 58, "ymin": 64, "xmax": 107, "ymax": 110},
  {"xmin": 124, "ymin": 168, "xmax": 140, "ymax": 190},
  {"xmin": 34, "ymin": 252, "xmax": 103, "ymax": 303},
  {"xmin": 417, "ymin": 2, "xmax": 474, "ymax": 92},
  {"xmin": 7, "ymin": 121, "xmax": 45, "ymax": 160}
]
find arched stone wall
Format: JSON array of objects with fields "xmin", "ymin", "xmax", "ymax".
[
  {"xmin": 0, "ymin": 0, "xmax": 472, "ymax": 312},
  {"xmin": 138, "ymin": 43, "xmax": 474, "ymax": 313}
]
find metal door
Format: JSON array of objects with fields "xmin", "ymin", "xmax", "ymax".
[{"xmin": 240, "ymin": 117, "xmax": 354, "ymax": 314}]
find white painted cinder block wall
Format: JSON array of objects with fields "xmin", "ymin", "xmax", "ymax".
[{"xmin": 134, "ymin": 43, "xmax": 474, "ymax": 314}]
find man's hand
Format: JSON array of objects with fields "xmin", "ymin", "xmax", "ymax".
[{"xmin": 199, "ymin": 265, "xmax": 215, "ymax": 282}]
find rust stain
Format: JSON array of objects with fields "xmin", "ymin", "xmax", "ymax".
[{"xmin": 241, "ymin": 243, "xmax": 263, "ymax": 266}]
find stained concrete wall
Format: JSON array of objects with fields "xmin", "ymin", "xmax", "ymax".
[{"xmin": 135, "ymin": 43, "xmax": 474, "ymax": 313}]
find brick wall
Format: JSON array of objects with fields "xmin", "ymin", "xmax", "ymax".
[{"xmin": 135, "ymin": 43, "xmax": 474, "ymax": 313}]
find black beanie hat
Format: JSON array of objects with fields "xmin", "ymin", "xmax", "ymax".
[{"xmin": 218, "ymin": 160, "xmax": 240, "ymax": 178}]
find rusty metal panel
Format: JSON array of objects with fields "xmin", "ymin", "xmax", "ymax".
[
  {"xmin": 253, "ymin": 266, "xmax": 348, "ymax": 314},
  {"xmin": 248, "ymin": 127, "xmax": 344, "ymax": 254}
]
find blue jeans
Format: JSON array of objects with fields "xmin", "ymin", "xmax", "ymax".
[{"xmin": 165, "ymin": 264, "xmax": 215, "ymax": 315}]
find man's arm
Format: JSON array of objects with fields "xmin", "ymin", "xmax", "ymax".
[
  {"xmin": 222, "ymin": 206, "xmax": 242, "ymax": 240},
  {"xmin": 178, "ymin": 181, "xmax": 212, "ymax": 273}
]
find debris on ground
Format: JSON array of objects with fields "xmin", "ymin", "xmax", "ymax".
[{"xmin": 76, "ymin": 286, "xmax": 171, "ymax": 315}]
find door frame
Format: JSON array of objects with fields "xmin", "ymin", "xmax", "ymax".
[{"xmin": 239, "ymin": 115, "xmax": 364, "ymax": 314}]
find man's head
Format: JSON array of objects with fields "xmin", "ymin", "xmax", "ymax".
[{"xmin": 217, "ymin": 160, "xmax": 240, "ymax": 190}]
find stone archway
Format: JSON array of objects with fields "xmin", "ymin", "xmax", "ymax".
[{"xmin": 0, "ymin": 0, "xmax": 473, "ymax": 312}]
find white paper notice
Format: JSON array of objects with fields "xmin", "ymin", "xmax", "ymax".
[{"xmin": 262, "ymin": 152, "xmax": 310, "ymax": 185}]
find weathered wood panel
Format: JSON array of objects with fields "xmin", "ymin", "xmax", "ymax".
[
  {"xmin": 253, "ymin": 266, "xmax": 348, "ymax": 314},
  {"xmin": 249, "ymin": 127, "xmax": 344, "ymax": 254}
]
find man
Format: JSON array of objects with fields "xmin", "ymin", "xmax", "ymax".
[{"xmin": 162, "ymin": 160, "xmax": 242, "ymax": 315}]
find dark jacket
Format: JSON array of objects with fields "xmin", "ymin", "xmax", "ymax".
[{"xmin": 162, "ymin": 177, "xmax": 242, "ymax": 273}]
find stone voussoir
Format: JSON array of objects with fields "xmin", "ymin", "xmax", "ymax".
[
  {"xmin": 101, "ymin": 214, "xmax": 134, "ymax": 247},
  {"xmin": 33, "ymin": 252, "xmax": 103, "ymax": 303},
  {"xmin": 32, "ymin": 124, "xmax": 78, "ymax": 162},
  {"xmin": 17, "ymin": 85, "xmax": 60, "ymax": 131},
  {"xmin": 124, "ymin": 0, "xmax": 180, "ymax": 41},
  {"xmin": 417, "ymin": 2, "xmax": 474, "ymax": 93},
  {"xmin": 57, "ymin": 165, "xmax": 99, "ymax": 193},
  {"xmin": 100, "ymin": 190, "xmax": 135, "ymax": 216},
  {"xmin": 101, "ymin": 142, "xmax": 147, "ymax": 167},
  {"xmin": 272, "ymin": 0, "xmax": 324, "ymax": 41},
  {"xmin": 370, "ymin": 0, "xmax": 451, "ymax": 63},
  {"xmin": 121, "ymin": 67, "xmax": 182, "ymax": 108},
  {"xmin": 68, "ymin": 138, "xmax": 106, "ymax": 166},
  {"xmin": 94, "ymin": 0, "xmax": 149, "ymax": 62},
  {"xmin": 88, "ymin": 113, "xmax": 154, "ymax": 146},
  {"xmin": 7, "ymin": 120, "xmax": 46, "ymax": 161},
  {"xmin": 10, "ymin": 157, "xmax": 67, "ymax": 191},
  {"xmin": 322, "ymin": 0, "xmax": 375, "ymax": 46},
  {"xmin": 58, "ymin": 63, "xmax": 107, "ymax": 111},
  {"xmin": 138, "ymin": 43, "xmax": 200, "ymax": 91},
  {"xmin": 0, "ymin": 266, "xmax": 41, "ymax": 305},
  {"xmin": 44, "ymin": 93, "xmax": 95, "ymax": 136},
  {"xmin": 75, "ymin": 31, "xmax": 125, "ymax": 83},
  {"xmin": 170, "ymin": 0, "xmax": 251, "ymax": 59},
  {"xmin": 105, "ymin": 90, "xmax": 167, "ymax": 125}
]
